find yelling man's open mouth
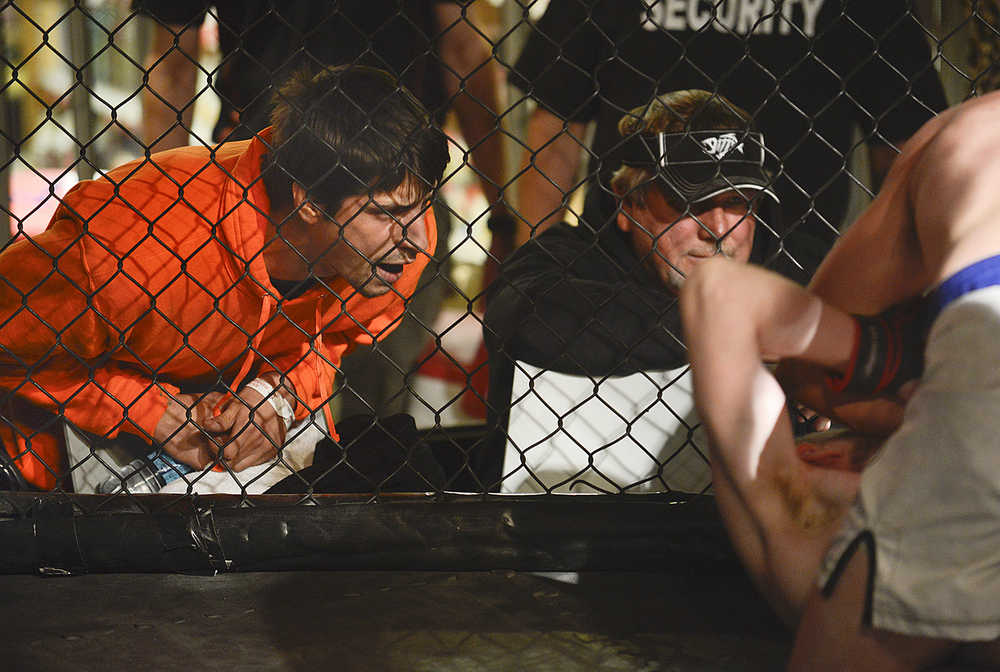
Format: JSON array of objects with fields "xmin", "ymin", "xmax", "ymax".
[{"xmin": 375, "ymin": 261, "xmax": 406, "ymax": 284}]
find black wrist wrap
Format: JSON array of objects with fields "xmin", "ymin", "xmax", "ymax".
[{"xmin": 828, "ymin": 300, "xmax": 928, "ymax": 396}]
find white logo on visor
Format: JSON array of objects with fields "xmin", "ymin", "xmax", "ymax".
[{"xmin": 700, "ymin": 133, "xmax": 744, "ymax": 160}]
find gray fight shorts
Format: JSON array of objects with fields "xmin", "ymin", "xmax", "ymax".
[{"xmin": 818, "ymin": 264, "xmax": 1000, "ymax": 641}]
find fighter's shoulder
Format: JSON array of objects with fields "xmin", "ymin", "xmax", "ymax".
[
  {"xmin": 904, "ymin": 93, "xmax": 1000, "ymax": 282},
  {"xmin": 905, "ymin": 93, "xmax": 1000, "ymax": 163}
]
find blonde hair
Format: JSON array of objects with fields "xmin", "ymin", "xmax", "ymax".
[{"xmin": 611, "ymin": 90, "xmax": 753, "ymax": 208}]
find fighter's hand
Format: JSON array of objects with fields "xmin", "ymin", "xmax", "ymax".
[
  {"xmin": 201, "ymin": 387, "xmax": 288, "ymax": 472},
  {"xmin": 153, "ymin": 392, "xmax": 227, "ymax": 470},
  {"xmin": 792, "ymin": 402, "xmax": 832, "ymax": 434},
  {"xmin": 777, "ymin": 359, "xmax": 906, "ymax": 437}
]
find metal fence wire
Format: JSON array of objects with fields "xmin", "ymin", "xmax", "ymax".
[{"xmin": 0, "ymin": 1, "xmax": 995, "ymax": 572}]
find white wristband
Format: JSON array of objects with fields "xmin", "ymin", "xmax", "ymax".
[{"xmin": 243, "ymin": 378, "xmax": 295, "ymax": 432}]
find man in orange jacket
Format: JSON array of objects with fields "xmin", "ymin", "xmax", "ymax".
[{"xmin": 0, "ymin": 65, "xmax": 450, "ymax": 490}]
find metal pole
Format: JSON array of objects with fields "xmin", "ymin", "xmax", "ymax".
[
  {"xmin": 0, "ymin": 15, "xmax": 12, "ymax": 247},
  {"xmin": 499, "ymin": 0, "xmax": 531, "ymax": 208},
  {"xmin": 68, "ymin": 0, "xmax": 95, "ymax": 179}
]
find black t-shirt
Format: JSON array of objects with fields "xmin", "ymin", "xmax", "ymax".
[
  {"xmin": 485, "ymin": 221, "xmax": 688, "ymax": 376},
  {"xmin": 132, "ymin": 0, "xmax": 456, "ymax": 140},
  {"xmin": 510, "ymin": 0, "xmax": 947, "ymax": 253}
]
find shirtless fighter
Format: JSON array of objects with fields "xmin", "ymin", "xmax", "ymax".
[{"xmin": 680, "ymin": 91, "xmax": 1000, "ymax": 670}]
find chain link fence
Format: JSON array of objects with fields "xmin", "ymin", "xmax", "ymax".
[{"xmin": 0, "ymin": 0, "xmax": 995, "ymax": 572}]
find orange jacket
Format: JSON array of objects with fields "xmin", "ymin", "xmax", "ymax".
[{"xmin": 0, "ymin": 130, "xmax": 435, "ymax": 489}]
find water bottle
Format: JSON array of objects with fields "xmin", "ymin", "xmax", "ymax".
[{"xmin": 97, "ymin": 452, "xmax": 194, "ymax": 494}]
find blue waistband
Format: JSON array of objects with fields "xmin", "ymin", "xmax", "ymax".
[{"xmin": 926, "ymin": 254, "xmax": 1000, "ymax": 323}]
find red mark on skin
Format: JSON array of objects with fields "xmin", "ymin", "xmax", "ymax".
[{"xmin": 796, "ymin": 433, "xmax": 880, "ymax": 473}]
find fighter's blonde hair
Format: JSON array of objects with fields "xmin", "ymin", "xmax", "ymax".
[{"xmin": 611, "ymin": 89, "xmax": 753, "ymax": 208}]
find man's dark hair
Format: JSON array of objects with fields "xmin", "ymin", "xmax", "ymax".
[{"xmin": 265, "ymin": 64, "xmax": 450, "ymax": 214}]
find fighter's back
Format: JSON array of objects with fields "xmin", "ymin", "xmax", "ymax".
[
  {"xmin": 907, "ymin": 90, "xmax": 1000, "ymax": 283},
  {"xmin": 810, "ymin": 91, "xmax": 1000, "ymax": 310}
]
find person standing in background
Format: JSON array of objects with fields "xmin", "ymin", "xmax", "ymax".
[{"xmin": 509, "ymin": 0, "xmax": 947, "ymax": 275}]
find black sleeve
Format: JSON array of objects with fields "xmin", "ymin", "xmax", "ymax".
[
  {"xmin": 130, "ymin": 0, "xmax": 209, "ymax": 27},
  {"xmin": 507, "ymin": 0, "xmax": 616, "ymax": 122},
  {"xmin": 483, "ymin": 226, "xmax": 689, "ymax": 377},
  {"xmin": 841, "ymin": 0, "xmax": 948, "ymax": 143}
]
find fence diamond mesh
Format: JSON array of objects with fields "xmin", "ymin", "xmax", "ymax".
[{"xmin": 0, "ymin": 0, "xmax": 993, "ymax": 571}]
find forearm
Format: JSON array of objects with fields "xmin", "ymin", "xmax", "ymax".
[
  {"xmin": 142, "ymin": 23, "xmax": 199, "ymax": 151},
  {"xmin": 515, "ymin": 109, "xmax": 586, "ymax": 245},
  {"xmin": 809, "ymin": 132, "xmax": 932, "ymax": 312},
  {"xmin": 452, "ymin": 88, "xmax": 507, "ymax": 214},
  {"xmin": 437, "ymin": 3, "xmax": 507, "ymax": 214}
]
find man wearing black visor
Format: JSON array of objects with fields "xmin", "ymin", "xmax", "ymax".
[
  {"xmin": 612, "ymin": 106, "xmax": 783, "ymax": 294},
  {"xmin": 487, "ymin": 89, "xmax": 782, "ymax": 377},
  {"xmin": 482, "ymin": 90, "xmax": 786, "ymax": 492}
]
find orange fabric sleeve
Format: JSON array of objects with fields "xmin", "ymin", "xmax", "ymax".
[{"xmin": 0, "ymin": 224, "xmax": 176, "ymax": 444}]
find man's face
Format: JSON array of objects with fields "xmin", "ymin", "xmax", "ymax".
[
  {"xmin": 294, "ymin": 182, "xmax": 431, "ymax": 298},
  {"xmin": 617, "ymin": 188, "xmax": 757, "ymax": 293}
]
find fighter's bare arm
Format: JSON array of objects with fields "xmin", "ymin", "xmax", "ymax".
[
  {"xmin": 810, "ymin": 91, "xmax": 1000, "ymax": 308},
  {"xmin": 681, "ymin": 257, "xmax": 862, "ymax": 621},
  {"xmin": 808, "ymin": 112, "xmax": 945, "ymax": 312},
  {"xmin": 786, "ymin": 92, "xmax": 1000, "ymax": 672},
  {"xmin": 781, "ymin": 93, "xmax": 1000, "ymax": 432},
  {"xmin": 777, "ymin": 102, "xmax": 949, "ymax": 428}
]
